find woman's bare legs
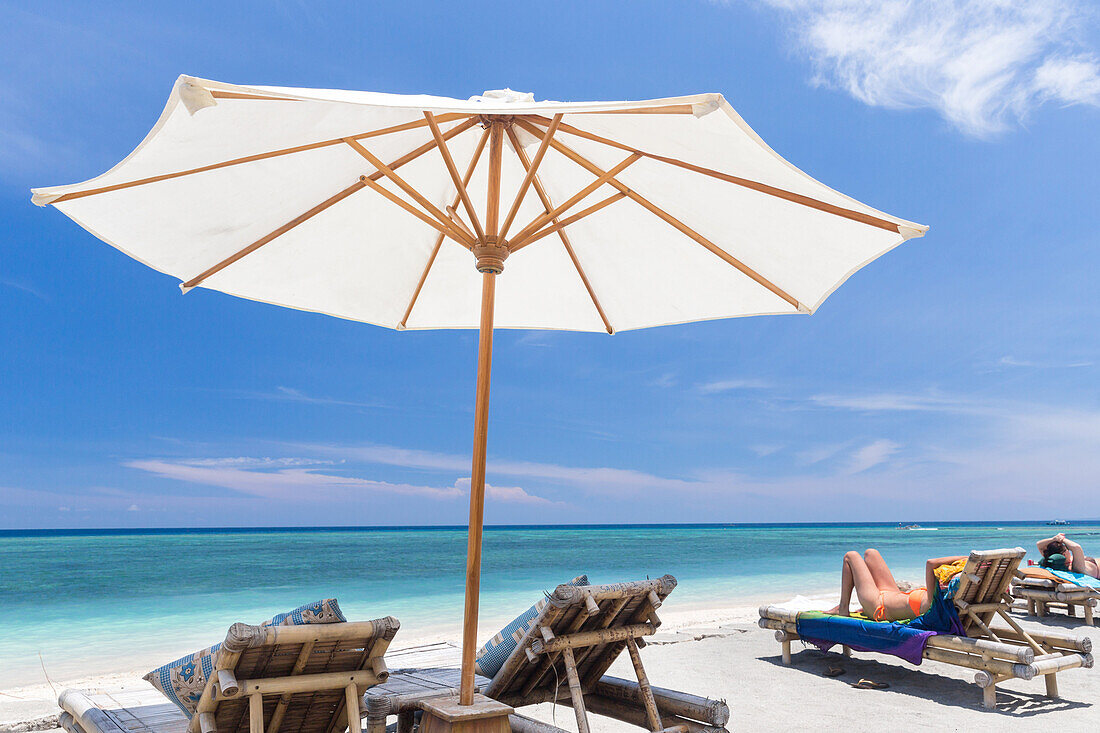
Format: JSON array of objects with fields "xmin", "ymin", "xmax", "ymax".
[
  {"xmin": 863, "ymin": 549, "xmax": 901, "ymax": 591},
  {"xmin": 836, "ymin": 551, "xmax": 883, "ymax": 617}
]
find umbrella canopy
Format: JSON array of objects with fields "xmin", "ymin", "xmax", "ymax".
[
  {"xmin": 33, "ymin": 77, "xmax": 925, "ymax": 333},
  {"xmin": 33, "ymin": 76, "xmax": 926, "ymax": 707}
]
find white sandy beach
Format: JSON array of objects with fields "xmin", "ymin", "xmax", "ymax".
[{"xmin": 2, "ymin": 599, "xmax": 1094, "ymax": 733}]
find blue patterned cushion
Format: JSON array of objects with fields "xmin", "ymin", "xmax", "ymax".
[
  {"xmin": 143, "ymin": 599, "xmax": 345, "ymax": 717},
  {"xmin": 475, "ymin": 576, "xmax": 588, "ymax": 679}
]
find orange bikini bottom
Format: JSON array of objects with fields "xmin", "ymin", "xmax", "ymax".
[{"xmin": 874, "ymin": 587, "xmax": 928, "ymax": 621}]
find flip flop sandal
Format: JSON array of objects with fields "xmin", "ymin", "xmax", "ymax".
[
  {"xmin": 850, "ymin": 679, "xmax": 890, "ymax": 690},
  {"xmin": 824, "ymin": 667, "xmax": 845, "ymax": 677}
]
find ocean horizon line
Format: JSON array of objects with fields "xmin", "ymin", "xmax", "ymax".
[{"xmin": 2, "ymin": 518, "xmax": 1096, "ymax": 537}]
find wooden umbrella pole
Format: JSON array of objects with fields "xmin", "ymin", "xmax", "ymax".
[{"xmin": 459, "ymin": 269, "xmax": 498, "ymax": 704}]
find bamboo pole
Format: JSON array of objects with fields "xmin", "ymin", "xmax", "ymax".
[
  {"xmin": 458, "ymin": 270, "xmax": 498, "ymax": 705},
  {"xmin": 561, "ymin": 646, "xmax": 591, "ymax": 733},
  {"xmin": 625, "ymin": 638, "xmax": 663, "ymax": 732},
  {"xmin": 593, "ymin": 676, "xmax": 730, "ymax": 726},
  {"xmin": 346, "ymin": 684, "xmax": 363, "ymax": 733},
  {"xmin": 529, "ymin": 623, "xmax": 655, "ymax": 654},
  {"xmin": 508, "ymin": 714, "xmax": 572, "ymax": 733},
  {"xmin": 249, "ymin": 693, "xmax": 264, "ymax": 733},
  {"xmin": 564, "ymin": 694, "xmax": 723, "ymax": 733},
  {"xmin": 235, "ymin": 670, "xmax": 381, "ymax": 696},
  {"xmin": 921, "ymin": 647, "xmax": 1030, "ymax": 679}
]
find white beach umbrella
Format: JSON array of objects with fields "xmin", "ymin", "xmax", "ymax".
[{"xmin": 33, "ymin": 76, "xmax": 927, "ymax": 706}]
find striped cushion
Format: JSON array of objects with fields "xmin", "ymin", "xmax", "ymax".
[
  {"xmin": 143, "ymin": 599, "xmax": 345, "ymax": 718},
  {"xmin": 475, "ymin": 576, "xmax": 588, "ymax": 679}
]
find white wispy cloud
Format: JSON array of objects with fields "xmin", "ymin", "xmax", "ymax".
[
  {"xmin": 229, "ymin": 386, "xmax": 390, "ymax": 410},
  {"xmin": 0, "ymin": 277, "xmax": 48, "ymax": 301},
  {"xmin": 650, "ymin": 373, "xmax": 678, "ymax": 388},
  {"xmin": 697, "ymin": 378, "xmax": 772, "ymax": 393},
  {"xmin": 809, "ymin": 391, "xmax": 982, "ymax": 413},
  {"xmin": 797, "ymin": 441, "xmax": 853, "ymax": 464},
  {"xmin": 125, "ymin": 458, "xmax": 465, "ymax": 500},
  {"xmin": 996, "ymin": 355, "xmax": 1094, "ymax": 369},
  {"xmin": 308, "ymin": 442, "xmax": 714, "ymax": 496},
  {"xmin": 745, "ymin": 0, "xmax": 1100, "ymax": 136},
  {"xmin": 123, "ymin": 457, "xmax": 568, "ymax": 506},
  {"xmin": 844, "ymin": 439, "xmax": 901, "ymax": 474},
  {"xmin": 453, "ymin": 478, "xmax": 566, "ymax": 507}
]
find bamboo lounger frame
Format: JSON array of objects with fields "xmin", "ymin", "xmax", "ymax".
[
  {"xmin": 60, "ymin": 617, "xmax": 400, "ymax": 733},
  {"xmin": 759, "ymin": 548, "xmax": 1093, "ymax": 709},
  {"xmin": 363, "ymin": 576, "xmax": 730, "ymax": 733},
  {"xmin": 1011, "ymin": 570, "xmax": 1098, "ymax": 626}
]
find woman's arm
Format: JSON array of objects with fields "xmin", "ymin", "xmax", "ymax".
[
  {"xmin": 1037, "ymin": 534, "xmax": 1064, "ymax": 554},
  {"xmin": 925, "ymin": 555, "xmax": 967, "ymax": 591},
  {"xmin": 1061, "ymin": 537, "xmax": 1087, "ymax": 573}
]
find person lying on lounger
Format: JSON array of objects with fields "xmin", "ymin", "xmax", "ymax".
[
  {"xmin": 827, "ymin": 550, "xmax": 968, "ymax": 621},
  {"xmin": 1037, "ymin": 533, "xmax": 1100, "ymax": 579}
]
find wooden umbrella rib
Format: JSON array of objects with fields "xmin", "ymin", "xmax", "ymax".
[
  {"xmin": 357, "ymin": 175, "xmax": 471, "ymax": 247},
  {"xmin": 181, "ymin": 119, "xmax": 477, "ymax": 290},
  {"xmin": 573, "ymin": 104, "xmax": 695, "ymax": 115},
  {"xmin": 400, "ymin": 128, "xmax": 491, "ymax": 329},
  {"xmin": 181, "ymin": 180, "xmax": 366, "ymax": 289},
  {"xmin": 209, "ymin": 91, "xmax": 297, "ymax": 101},
  {"xmin": 424, "ymin": 112, "xmax": 486, "ymax": 242},
  {"xmin": 521, "ymin": 115, "xmax": 902, "ymax": 233},
  {"xmin": 498, "ymin": 113, "xmax": 562, "ymax": 240},
  {"xmin": 514, "ymin": 118, "xmax": 802, "ymax": 310},
  {"xmin": 446, "ymin": 206, "xmax": 477, "ymax": 242},
  {"xmin": 508, "ymin": 192, "xmax": 627, "ymax": 252},
  {"xmin": 49, "ymin": 114, "xmax": 473, "ymax": 205},
  {"xmin": 507, "ymin": 153, "xmax": 641, "ymax": 246},
  {"xmin": 343, "ymin": 137, "xmax": 473, "ymax": 246},
  {"xmin": 504, "ymin": 127, "xmax": 615, "ymax": 334}
]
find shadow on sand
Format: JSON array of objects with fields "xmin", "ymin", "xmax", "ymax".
[{"xmin": 758, "ymin": 648, "xmax": 1091, "ymax": 717}]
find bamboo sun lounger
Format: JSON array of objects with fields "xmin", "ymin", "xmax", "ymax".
[
  {"xmin": 363, "ymin": 576, "xmax": 730, "ymax": 733},
  {"xmin": 759, "ymin": 548, "xmax": 1094, "ymax": 709},
  {"xmin": 1011, "ymin": 567, "xmax": 1098, "ymax": 626},
  {"xmin": 59, "ymin": 616, "xmax": 400, "ymax": 733}
]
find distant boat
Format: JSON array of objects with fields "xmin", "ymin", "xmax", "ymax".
[
  {"xmin": 1046, "ymin": 519, "xmax": 1070, "ymax": 526},
  {"xmin": 898, "ymin": 523, "xmax": 923, "ymax": 530}
]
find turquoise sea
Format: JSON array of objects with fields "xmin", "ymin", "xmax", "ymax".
[{"xmin": 2, "ymin": 521, "xmax": 1098, "ymax": 688}]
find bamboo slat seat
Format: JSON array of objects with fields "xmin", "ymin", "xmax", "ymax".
[
  {"xmin": 759, "ymin": 548, "xmax": 1094, "ymax": 709},
  {"xmin": 365, "ymin": 576, "xmax": 730, "ymax": 733},
  {"xmin": 59, "ymin": 617, "xmax": 399, "ymax": 733}
]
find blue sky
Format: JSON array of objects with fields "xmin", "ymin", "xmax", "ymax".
[{"xmin": 2, "ymin": 1, "xmax": 1099, "ymax": 528}]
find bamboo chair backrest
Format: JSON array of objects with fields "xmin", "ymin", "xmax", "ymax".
[
  {"xmin": 951, "ymin": 548, "xmax": 1025, "ymax": 635},
  {"xmin": 485, "ymin": 576, "xmax": 677, "ymax": 706},
  {"xmin": 203, "ymin": 617, "xmax": 399, "ymax": 733}
]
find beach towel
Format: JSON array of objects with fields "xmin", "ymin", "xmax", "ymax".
[
  {"xmin": 1049, "ymin": 569, "xmax": 1100, "ymax": 589},
  {"xmin": 795, "ymin": 589, "xmax": 965, "ymax": 666}
]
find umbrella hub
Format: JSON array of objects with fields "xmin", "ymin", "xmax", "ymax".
[{"xmin": 473, "ymin": 238, "xmax": 509, "ymax": 274}]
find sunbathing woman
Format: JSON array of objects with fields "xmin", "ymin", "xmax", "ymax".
[
  {"xmin": 1038, "ymin": 533, "xmax": 1100, "ymax": 579},
  {"xmin": 829, "ymin": 549, "xmax": 968, "ymax": 621}
]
